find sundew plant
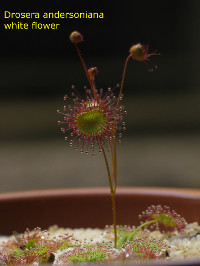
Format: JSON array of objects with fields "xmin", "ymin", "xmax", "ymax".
[{"xmin": 57, "ymin": 31, "xmax": 159, "ymax": 248}]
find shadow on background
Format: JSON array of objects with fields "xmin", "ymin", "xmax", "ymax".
[{"xmin": 1, "ymin": 1, "xmax": 200, "ymax": 192}]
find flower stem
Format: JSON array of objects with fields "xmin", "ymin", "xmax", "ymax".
[
  {"xmin": 75, "ymin": 44, "xmax": 98, "ymax": 100},
  {"xmin": 116, "ymin": 53, "xmax": 132, "ymax": 110},
  {"xmin": 113, "ymin": 137, "xmax": 117, "ymax": 192},
  {"xmin": 111, "ymin": 191, "xmax": 117, "ymax": 248},
  {"xmin": 101, "ymin": 145, "xmax": 113, "ymax": 193},
  {"xmin": 109, "ymin": 143, "xmax": 116, "ymax": 192},
  {"xmin": 103, "ymin": 53, "xmax": 132, "ymax": 246},
  {"xmin": 75, "ymin": 42, "xmax": 117, "ymax": 247},
  {"xmin": 101, "ymin": 145, "xmax": 117, "ymax": 248},
  {"xmin": 112, "ymin": 54, "xmax": 132, "ymax": 192}
]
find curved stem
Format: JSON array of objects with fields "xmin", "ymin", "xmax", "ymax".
[
  {"xmin": 75, "ymin": 44, "xmax": 97, "ymax": 100},
  {"xmin": 116, "ymin": 53, "xmax": 132, "ymax": 110},
  {"xmin": 128, "ymin": 220, "xmax": 157, "ymax": 241}
]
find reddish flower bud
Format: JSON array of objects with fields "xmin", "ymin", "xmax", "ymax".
[
  {"xmin": 69, "ymin": 31, "xmax": 83, "ymax": 44},
  {"xmin": 88, "ymin": 67, "xmax": 99, "ymax": 81},
  {"xmin": 129, "ymin": 43, "xmax": 160, "ymax": 71},
  {"xmin": 129, "ymin": 43, "xmax": 145, "ymax": 62}
]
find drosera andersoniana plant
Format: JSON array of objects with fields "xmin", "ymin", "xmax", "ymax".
[
  {"xmin": 105, "ymin": 205, "xmax": 188, "ymax": 248},
  {"xmin": 0, "ymin": 32, "xmax": 197, "ymax": 265},
  {"xmin": 138, "ymin": 205, "xmax": 187, "ymax": 234},
  {"xmin": 57, "ymin": 30, "xmax": 160, "ymax": 248},
  {"xmin": 0, "ymin": 228, "xmax": 75, "ymax": 264},
  {"xmin": 57, "ymin": 242, "xmax": 117, "ymax": 264},
  {"xmin": 119, "ymin": 238, "xmax": 168, "ymax": 262}
]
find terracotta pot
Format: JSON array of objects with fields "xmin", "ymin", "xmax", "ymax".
[{"xmin": 1, "ymin": 187, "xmax": 200, "ymax": 265}]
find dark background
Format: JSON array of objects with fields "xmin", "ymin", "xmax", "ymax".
[{"xmin": 1, "ymin": 0, "xmax": 200, "ymax": 192}]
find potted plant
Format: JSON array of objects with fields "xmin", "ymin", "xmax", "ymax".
[{"xmin": 0, "ymin": 31, "xmax": 200, "ymax": 265}]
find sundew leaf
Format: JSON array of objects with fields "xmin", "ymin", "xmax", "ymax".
[{"xmin": 139, "ymin": 205, "xmax": 187, "ymax": 233}]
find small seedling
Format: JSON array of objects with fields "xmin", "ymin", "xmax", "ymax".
[
  {"xmin": 120, "ymin": 237, "xmax": 168, "ymax": 262},
  {"xmin": 60, "ymin": 244, "xmax": 112, "ymax": 264},
  {"xmin": 0, "ymin": 228, "xmax": 74, "ymax": 264},
  {"xmin": 138, "ymin": 205, "xmax": 187, "ymax": 233}
]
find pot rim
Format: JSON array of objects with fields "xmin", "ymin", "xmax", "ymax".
[{"xmin": 1, "ymin": 186, "xmax": 200, "ymax": 201}]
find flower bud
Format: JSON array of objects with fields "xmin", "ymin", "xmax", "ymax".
[
  {"xmin": 88, "ymin": 67, "xmax": 98, "ymax": 80},
  {"xmin": 69, "ymin": 31, "xmax": 83, "ymax": 44},
  {"xmin": 129, "ymin": 43, "xmax": 144, "ymax": 61}
]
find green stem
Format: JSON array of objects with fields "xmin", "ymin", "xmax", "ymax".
[
  {"xmin": 111, "ymin": 191, "xmax": 117, "ymax": 248},
  {"xmin": 102, "ymin": 146, "xmax": 113, "ymax": 193},
  {"xmin": 109, "ymin": 143, "xmax": 114, "ymax": 169},
  {"xmin": 101, "ymin": 145, "xmax": 117, "ymax": 248},
  {"xmin": 116, "ymin": 234, "xmax": 127, "ymax": 249},
  {"xmin": 128, "ymin": 220, "xmax": 157, "ymax": 241}
]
